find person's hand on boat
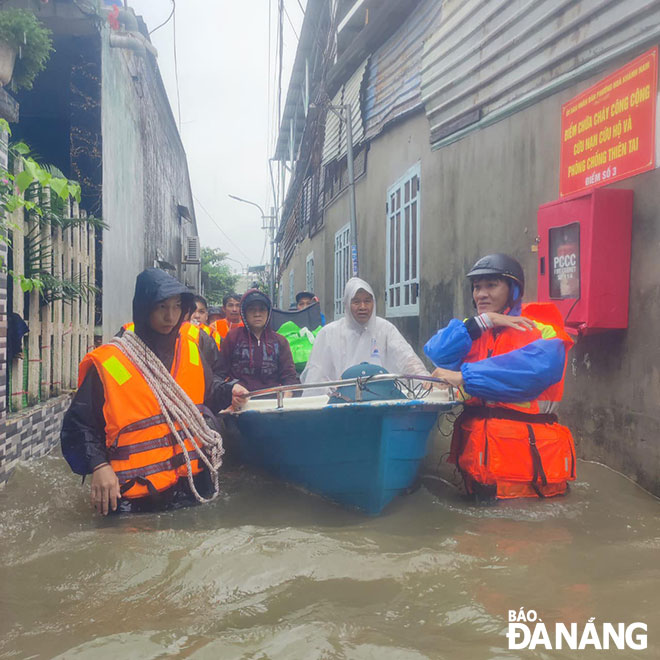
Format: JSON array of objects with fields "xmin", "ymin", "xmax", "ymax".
[
  {"xmin": 430, "ymin": 367, "xmax": 464, "ymax": 388},
  {"xmin": 486, "ymin": 312, "xmax": 536, "ymax": 331},
  {"xmin": 231, "ymin": 384, "xmax": 250, "ymax": 410},
  {"xmin": 90, "ymin": 463, "xmax": 120, "ymax": 515}
]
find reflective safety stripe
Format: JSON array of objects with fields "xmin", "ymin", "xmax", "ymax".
[
  {"xmin": 511, "ymin": 400, "xmax": 532, "ymax": 409},
  {"xmin": 102, "ymin": 355, "xmax": 132, "ymax": 386},
  {"xmin": 115, "ymin": 450, "xmax": 200, "ymax": 482},
  {"xmin": 108, "ymin": 433, "xmax": 177, "ymax": 460},
  {"xmin": 122, "ymin": 322, "xmax": 135, "ymax": 332},
  {"xmin": 188, "ymin": 340, "xmax": 200, "ymax": 366},
  {"xmin": 115, "ymin": 404, "xmax": 206, "ymax": 442},
  {"xmin": 533, "ymin": 320, "xmax": 558, "ymax": 340},
  {"xmin": 187, "ymin": 325, "xmax": 200, "ymax": 340},
  {"xmin": 117, "ymin": 413, "xmax": 168, "ymax": 438},
  {"xmin": 484, "ymin": 399, "xmax": 532, "ymax": 409}
]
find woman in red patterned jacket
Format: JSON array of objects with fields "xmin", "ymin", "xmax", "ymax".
[{"xmin": 217, "ymin": 289, "xmax": 300, "ymax": 394}]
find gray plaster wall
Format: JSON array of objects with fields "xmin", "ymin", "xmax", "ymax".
[
  {"xmin": 280, "ymin": 65, "xmax": 660, "ymax": 495},
  {"xmin": 101, "ymin": 35, "xmax": 145, "ymax": 339},
  {"xmin": 101, "ymin": 31, "xmax": 200, "ymax": 340}
]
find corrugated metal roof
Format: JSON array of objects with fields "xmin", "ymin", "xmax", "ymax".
[
  {"xmin": 322, "ymin": 59, "xmax": 368, "ymax": 163},
  {"xmin": 363, "ymin": 0, "xmax": 442, "ymax": 140},
  {"xmin": 421, "ymin": 0, "xmax": 660, "ymax": 147},
  {"xmin": 322, "ymin": 86, "xmax": 343, "ymax": 164},
  {"xmin": 344, "ymin": 58, "xmax": 366, "ymax": 144}
]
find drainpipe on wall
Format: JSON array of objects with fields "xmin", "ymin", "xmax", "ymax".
[
  {"xmin": 109, "ymin": 7, "xmax": 158, "ymax": 58},
  {"xmin": 109, "ymin": 31, "xmax": 158, "ymax": 58}
]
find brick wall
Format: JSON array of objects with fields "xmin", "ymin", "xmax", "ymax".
[
  {"xmin": 0, "ymin": 394, "xmax": 72, "ymax": 486},
  {"xmin": 0, "ymin": 240, "xmax": 6, "ymax": 421},
  {"xmin": 0, "ymin": 121, "xmax": 8, "ymax": 484}
]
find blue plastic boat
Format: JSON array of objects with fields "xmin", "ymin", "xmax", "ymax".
[{"xmin": 222, "ymin": 377, "xmax": 455, "ymax": 514}]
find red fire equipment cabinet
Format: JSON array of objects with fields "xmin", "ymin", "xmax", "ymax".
[{"xmin": 536, "ymin": 188, "xmax": 633, "ymax": 336}]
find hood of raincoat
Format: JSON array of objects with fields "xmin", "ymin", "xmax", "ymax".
[
  {"xmin": 342, "ymin": 277, "xmax": 377, "ymax": 333},
  {"xmin": 300, "ymin": 276, "xmax": 429, "ymax": 393},
  {"xmin": 235, "ymin": 289, "xmax": 277, "ymax": 371},
  {"xmin": 132, "ymin": 268, "xmax": 194, "ymax": 364},
  {"xmin": 240, "ymin": 289, "xmax": 272, "ymax": 329}
]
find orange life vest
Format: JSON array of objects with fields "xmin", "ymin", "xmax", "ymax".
[
  {"xmin": 450, "ymin": 303, "xmax": 577, "ymax": 499},
  {"xmin": 200, "ymin": 322, "xmax": 221, "ymax": 349},
  {"xmin": 121, "ymin": 321, "xmax": 203, "ymax": 349},
  {"xmin": 78, "ymin": 330, "xmax": 207, "ymax": 499},
  {"xmin": 212, "ymin": 318, "xmax": 243, "ymax": 339}
]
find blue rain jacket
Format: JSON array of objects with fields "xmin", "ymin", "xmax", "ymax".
[{"xmin": 424, "ymin": 317, "xmax": 566, "ymax": 403}]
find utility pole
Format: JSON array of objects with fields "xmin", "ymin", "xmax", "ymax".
[
  {"xmin": 227, "ymin": 195, "xmax": 277, "ymax": 301},
  {"xmin": 268, "ymin": 206, "xmax": 276, "ymax": 303}
]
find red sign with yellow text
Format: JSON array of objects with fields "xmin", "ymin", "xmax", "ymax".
[{"xmin": 560, "ymin": 47, "xmax": 657, "ymax": 197}]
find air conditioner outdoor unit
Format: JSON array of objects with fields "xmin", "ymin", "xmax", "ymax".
[{"xmin": 182, "ymin": 235, "xmax": 201, "ymax": 264}]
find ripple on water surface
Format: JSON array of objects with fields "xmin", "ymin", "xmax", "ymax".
[{"xmin": 1, "ymin": 453, "xmax": 659, "ymax": 659}]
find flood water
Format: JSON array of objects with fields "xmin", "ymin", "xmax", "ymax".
[{"xmin": 1, "ymin": 452, "xmax": 659, "ymax": 659}]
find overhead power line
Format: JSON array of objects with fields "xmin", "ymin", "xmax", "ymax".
[
  {"xmin": 172, "ymin": 1, "xmax": 182, "ymax": 133},
  {"xmin": 149, "ymin": 0, "xmax": 175, "ymax": 34},
  {"xmin": 193, "ymin": 195, "xmax": 253, "ymax": 264},
  {"xmin": 282, "ymin": 1, "xmax": 299, "ymax": 41}
]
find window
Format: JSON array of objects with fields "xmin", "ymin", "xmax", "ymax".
[
  {"xmin": 323, "ymin": 145, "xmax": 368, "ymax": 207},
  {"xmin": 334, "ymin": 223, "xmax": 350, "ymax": 317},
  {"xmin": 289, "ymin": 269, "xmax": 295, "ymax": 309},
  {"xmin": 305, "ymin": 251, "xmax": 315, "ymax": 293},
  {"xmin": 386, "ymin": 163, "xmax": 420, "ymax": 317}
]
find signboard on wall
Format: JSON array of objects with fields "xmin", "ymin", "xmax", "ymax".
[
  {"xmin": 548, "ymin": 222, "xmax": 580, "ymax": 299},
  {"xmin": 560, "ymin": 47, "xmax": 657, "ymax": 197}
]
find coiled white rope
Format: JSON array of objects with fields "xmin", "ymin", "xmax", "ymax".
[{"xmin": 110, "ymin": 331, "xmax": 224, "ymax": 503}]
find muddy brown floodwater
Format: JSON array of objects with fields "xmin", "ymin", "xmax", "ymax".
[{"xmin": 1, "ymin": 453, "xmax": 659, "ymax": 659}]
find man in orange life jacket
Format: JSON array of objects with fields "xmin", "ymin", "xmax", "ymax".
[
  {"xmin": 190, "ymin": 294, "xmax": 222, "ymax": 351},
  {"xmin": 61, "ymin": 269, "xmax": 249, "ymax": 515},
  {"xmin": 212, "ymin": 292, "xmax": 243, "ymax": 339},
  {"xmin": 424, "ymin": 254, "xmax": 576, "ymax": 502}
]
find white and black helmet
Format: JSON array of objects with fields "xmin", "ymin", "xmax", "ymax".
[{"xmin": 467, "ymin": 253, "xmax": 525, "ymax": 303}]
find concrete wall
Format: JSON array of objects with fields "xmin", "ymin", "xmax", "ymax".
[
  {"xmin": 101, "ymin": 30, "xmax": 200, "ymax": 340},
  {"xmin": 280, "ymin": 61, "xmax": 660, "ymax": 495}
]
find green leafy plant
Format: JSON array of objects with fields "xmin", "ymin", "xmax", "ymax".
[
  {"xmin": 0, "ymin": 120, "xmax": 105, "ymax": 298},
  {"xmin": 202, "ymin": 246, "xmax": 240, "ymax": 305},
  {"xmin": 0, "ymin": 8, "xmax": 53, "ymax": 91}
]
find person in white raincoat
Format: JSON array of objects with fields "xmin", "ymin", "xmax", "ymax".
[{"xmin": 301, "ymin": 277, "xmax": 429, "ymax": 393}]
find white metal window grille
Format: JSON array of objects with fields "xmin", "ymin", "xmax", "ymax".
[
  {"xmin": 386, "ymin": 163, "xmax": 421, "ymax": 317},
  {"xmin": 334, "ymin": 223, "xmax": 350, "ymax": 317},
  {"xmin": 305, "ymin": 251, "xmax": 315, "ymax": 293},
  {"xmin": 182, "ymin": 235, "xmax": 201, "ymax": 263},
  {"xmin": 278, "ymin": 284, "xmax": 283, "ymax": 310},
  {"xmin": 289, "ymin": 269, "xmax": 295, "ymax": 309}
]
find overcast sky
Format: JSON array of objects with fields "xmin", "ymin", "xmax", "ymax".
[{"xmin": 128, "ymin": 0, "xmax": 304, "ymax": 273}]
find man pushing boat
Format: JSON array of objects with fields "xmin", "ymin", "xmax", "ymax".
[{"xmin": 424, "ymin": 254, "xmax": 577, "ymax": 502}]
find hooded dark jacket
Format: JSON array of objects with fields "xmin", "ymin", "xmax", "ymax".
[
  {"xmin": 216, "ymin": 289, "xmax": 299, "ymax": 392},
  {"xmin": 61, "ymin": 269, "xmax": 235, "ymax": 476}
]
